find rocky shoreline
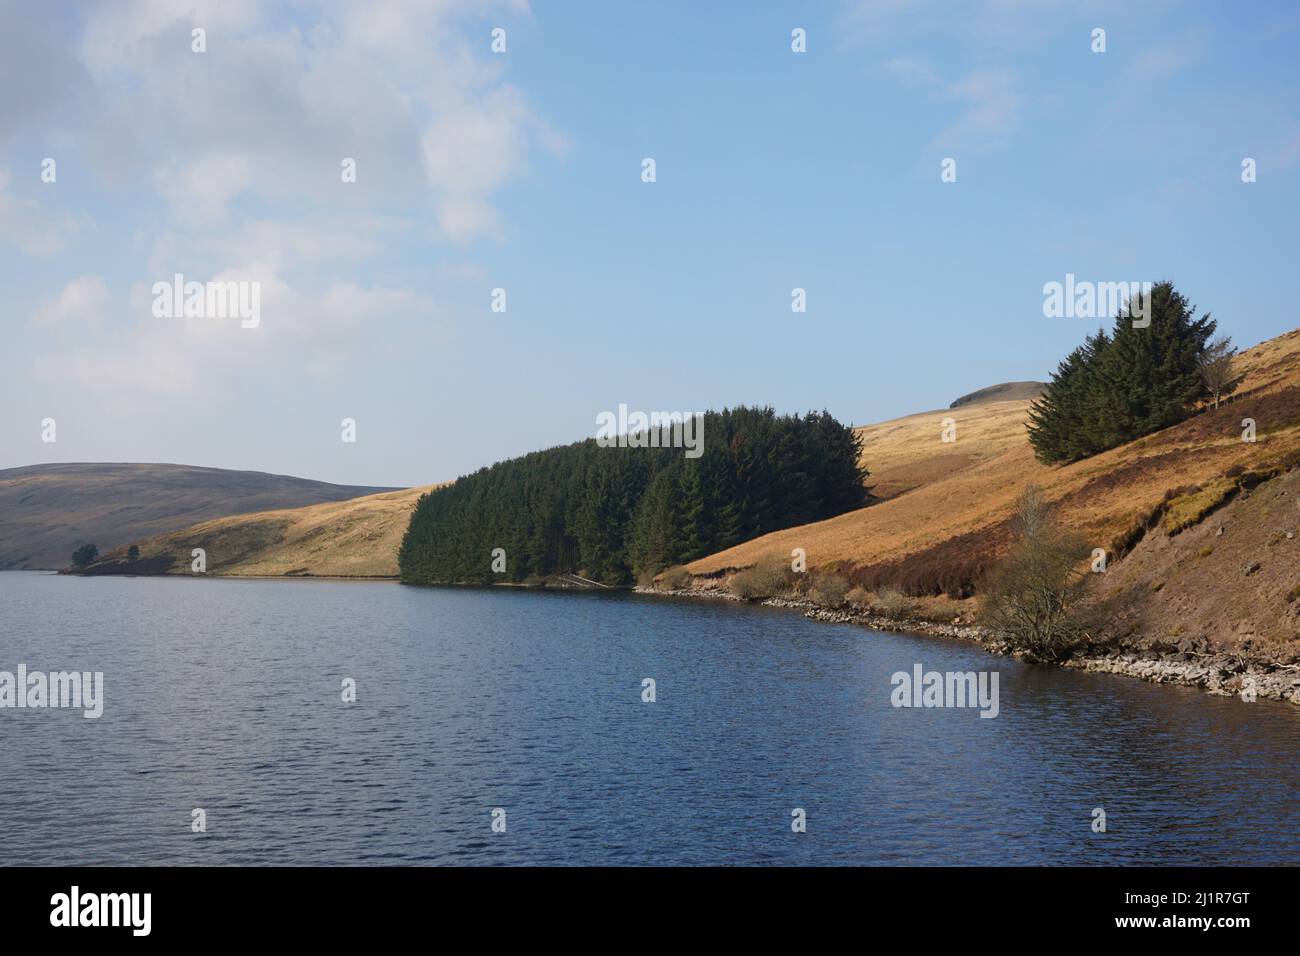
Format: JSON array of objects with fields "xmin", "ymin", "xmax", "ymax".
[{"xmin": 634, "ymin": 586, "xmax": 1300, "ymax": 706}]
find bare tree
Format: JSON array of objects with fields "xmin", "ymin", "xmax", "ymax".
[
  {"xmin": 1200, "ymin": 335, "xmax": 1240, "ymax": 409},
  {"xmin": 980, "ymin": 486, "xmax": 1090, "ymax": 661}
]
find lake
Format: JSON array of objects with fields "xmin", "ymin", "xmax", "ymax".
[{"xmin": 1, "ymin": 571, "xmax": 1296, "ymax": 865}]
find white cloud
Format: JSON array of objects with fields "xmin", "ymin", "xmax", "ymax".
[
  {"xmin": 73, "ymin": 0, "xmax": 551, "ymax": 237},
  {"xmin": 217, "ymin": 217, "xmax": 392, "ymax": 269},
  {"xmin": 34, "ymin": 276, "xmax": 110, "ymax": 326},
  {"xmin": 842, "ymin": 0, "xmax": 1094, "ymax": 47},
  {"xmin": 33, "ymin": 265, "xmax": 441, "ymax": 411},
  {"xmin": 155, "ymin": 154, "xmax": 253, "ymax": 225},
  {"xmin": 878, "ymin": 60, "xmax": 1025, "ymax": 152},
  {"xmin": 78, "ymin": 0, "xmax": 263, "ymax": 77},
  {"xmin": 0, "ymin": 168, "xmax": 77, "ymax": 256},
  {"xmin": 32, "ymin": 343, "xmax": 196, "ymax": 408},
  {"xmin": 842, "ymin": 0, "xmax": 926, "ymax": 42},
  {"xmin": 1127, "ymin": 34, "xmax": 1205, "ymax": 82},
  {"xmin": 938, "ymin": 68, "xmax": 1025, "ymax": 151},
  {"xmin": 880, "ymin": 56, "xmax": 941, "ymax": 88},
  {"xmin": 18, "ymin": 0, "xmax": 537, "ymax": 414}
]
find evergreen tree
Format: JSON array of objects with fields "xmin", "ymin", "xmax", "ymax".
[
  {"xmin": 1027, "ymin": 282, "xmax": 1216, "ymax": 464},
  {"xmin": 399, "ymin": 406, "xmax": 868, "ymax": 585},
  {"xmin": 628, "ymin": 467, "xmax": 686, "ymax": 577},
  {"xmin": 1027, "ymin": 331, "xmax": 1108, "ymax": 463},
  {"xmin": 674, "ymin": 459, "xmax": 708, "ymax": 562}
]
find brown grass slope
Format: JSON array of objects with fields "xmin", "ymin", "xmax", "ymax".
[
  {"xmin": 854, "ymin": 394, "xmax": 1037, "ymax": 502},
  {"xmin": 0, "ymin": 463, "xmax": 397, "ymax": 570},
  {"xmin": 686, "ymin": 329, "xmax": 1300, "ymax": 648},
  {"xmin": 84, "ymin": 484, "xmax": 439, "ymax": 578}
]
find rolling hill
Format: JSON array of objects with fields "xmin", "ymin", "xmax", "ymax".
[
  {"xmin": 78, "ymin": 484, "xmax": 439, "ymax": 578},
  {"xmin": 854, "ymin": 389, "xmax": 1040, "ymax": 502},
  {"xmin": 949, "ymin": 381, "xmax": 1045, "ymax": 408},
  {"xmin": 681, "ymin": 328, "xmax": 1300, "ymax": 659},
  {"xmin": 0, "ymin": 463, "xmax": 397, "ymax": 570},
  {"xmin": 48, "ymin": 328, "xmax": 1300, "ymax": 670}
]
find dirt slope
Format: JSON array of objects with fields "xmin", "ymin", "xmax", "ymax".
[
  {"xmin": 1087, "ymin": 465, "xmax": 1300, "ymax": 661},
  {"xmin": 0, "ymin": 463, "xmax": 396, "ymax": 570}
]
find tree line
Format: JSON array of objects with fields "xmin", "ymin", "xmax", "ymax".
[
  {"xmin": 399, "ymin": 406, "xmax": 868, "ymax": 586},
  {"xmin": 1027, "ymin": 281, "xmax": 1236, "ymax": 463}
]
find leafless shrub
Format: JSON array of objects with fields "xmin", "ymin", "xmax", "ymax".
[
  {"xmin": 809, "ymin": 571, "xmax": 850, "ymax": 608},
  {"xmin": 659, "ymin": 565, "xmax": 692, "ymax": 590},
  {"xmin": 728, "ymin": 557, "xmax": 791, "ymax": 601},
  {"xmin": 1199, "ymin": 335, "xmax": 1241, "ymax": 409},
  {"xmin": 846, "ymin": 586, "xmax": 873, "ymax": 609},
  {"xmin": 871, "ymin": 585, "xmax": 916, "ymax": 620},
  {"xmin": 979, "ymin": 485, "xmax": 1091, "ymax": 661}
]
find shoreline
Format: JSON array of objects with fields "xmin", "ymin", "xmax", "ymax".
[
  {"xmin": 23, "ymin": 568, "xmax": 1300, "ymax": 705},
  {"xmin": 634, "ymin": 585, "xmax": 1300, "ymax": 707},
  {"xmin": 45, "ymin": 568, "xmax": 401, "ymax": 582}
]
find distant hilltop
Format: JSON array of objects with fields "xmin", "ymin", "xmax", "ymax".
[
  {"xmin": 949, "ymin": 381, "xmax": 1046, "ymax": 409},
  {"xmin": 0, "ymin": 463, "xmax": 397, "ymax": 570}
]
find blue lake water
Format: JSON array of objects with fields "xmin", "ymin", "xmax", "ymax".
[{"xmin": 1, "ymin": 571, "xmax": 1296, "ymax": 865}]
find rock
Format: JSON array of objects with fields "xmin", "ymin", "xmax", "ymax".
[{"xmin": 1245, "ymin": 560, "xmax": 1261, "ymax": 575}]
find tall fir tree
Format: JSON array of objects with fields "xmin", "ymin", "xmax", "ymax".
[
  {"xmin": 1027, "ymin": 281, "xmax": 1216, "ymax": 464},
  {"xmin": 399, "ymin": 406, "xmax": 869, "ymax": 585}
]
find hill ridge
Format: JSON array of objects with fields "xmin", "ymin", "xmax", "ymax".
[{"xmin": 0, "ymin": 462, "xmax": 397, "ymax": 570}]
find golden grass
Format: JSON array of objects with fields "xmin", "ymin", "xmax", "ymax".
[
  {"xmin": 125, "ymin": 485, "xmax": 441, "ymax": 577},
  {"xmin": 0, "ymin": 463, "xmax": 395, "ymax": 570},
  {"xmin": 855, "ymin": 398, "xmax": 1034, "ymax": 500},
  {"xmin": 1162, "ymin": 477, "xmax": 1239, "ymax": 535},
  {"xmin": 687, "ymin": 329, "xmax": 1300, "ymax": 584},
  {"xmin": 114, "ymin": 329, "xmax": 1300, "ymax": 589}
]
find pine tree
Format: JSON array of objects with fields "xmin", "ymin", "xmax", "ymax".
[
  {"xmin": 1027, "ymin": 282, "xmax": 1216, "ymax": 464},
  {"xmin": 1096, "ymin": 282, "xmax": 1214, "ymax": 441},
  {"xmin": 399, "ymin": 406, "xmax": 870, "ymax": 585},
  {"xmin": 1027, "ymin": 331, "xmax": 1109, "ymax": 463},
  {"xmin": 628, "ymin": 467, "xmax": 685, "ymax": 577}
]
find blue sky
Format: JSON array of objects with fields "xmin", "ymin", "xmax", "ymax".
[{"xmin": 2, "ymin": 0, "xmax": 1298, "ymax": 486}]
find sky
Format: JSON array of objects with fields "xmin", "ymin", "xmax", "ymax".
[{"xmin": 1, "ymin": 0, "xmax": 1298, "ymax": 487}]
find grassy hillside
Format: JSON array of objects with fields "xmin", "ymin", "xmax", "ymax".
[
  {"xmin": 81, "ymin": 484, "xmax": 438, "ymax": 578},
  {"xmin": 854, "ymin": 393, "xmax": 1038, "ymax": 502},
  {"xmin": 682, "ymin": 329, "xmax": 1300, "ymax": 650},
  {"xmin": 0, "ymin": 463, "xmax": 397, "ymax": 570},
  {"xmin": 52, "ymin": 328, "xmax": 1300, "ymax": 656}
]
